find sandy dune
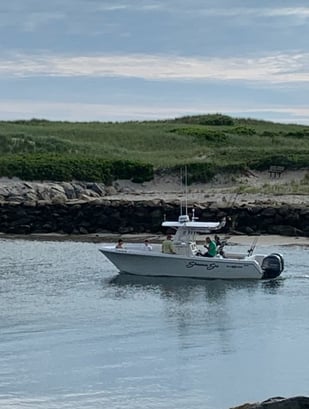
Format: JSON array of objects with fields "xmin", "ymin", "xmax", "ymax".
[{"xmin": 112, "ymin": 169, "xmax": 309, "ymax": 206}]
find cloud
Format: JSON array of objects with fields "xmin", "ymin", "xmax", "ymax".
[
  {"xmin": 200, "ymin": 6, "xmax": 309, "ymax": 18},
  {"xmin": 2, "ymin": 2, "xmax": 309, "ymax": 33},
  {"xmin": 1, "ymin": 52, "xmax": 309, "ymax": 84}
]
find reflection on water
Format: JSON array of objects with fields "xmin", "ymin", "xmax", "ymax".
[
  {"xmin": 261, "ymin": 277, "xmax": 285, "ymax": 293},
  {"xmin": 107, "ymin": 273, "xmax": 291, "ymax": 359},
  {"xmin": 108, "ymin": 272, "xmax": 284, "ymax": 302},
  {"xmin": 0, "ymin": 239, "xmax": 308, "ymax": 409}
]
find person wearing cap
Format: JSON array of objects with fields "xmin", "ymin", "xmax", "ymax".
[{"xmin": 162, "ymin": 234, "xmax": 176, "ymax": 254}]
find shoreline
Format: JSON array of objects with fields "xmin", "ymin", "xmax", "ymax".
[
  {"xmin": 0, "ymin": 171, "xmax": 308, "ymax": 240},
  {"xmin": 1, "ymin": 232, "xmax": 308, "ymax": 247}
]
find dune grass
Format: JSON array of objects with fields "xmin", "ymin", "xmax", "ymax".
[{"xmin": 0, "ymin": 114, "xmax": 308, "ymax": 182}]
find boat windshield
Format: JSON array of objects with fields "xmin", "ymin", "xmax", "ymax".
[{"xmin": 174, "ymin": 227, "xmax": 196, "ymax": 243}]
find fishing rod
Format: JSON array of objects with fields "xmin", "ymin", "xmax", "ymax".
[{"xmin": 248, "ymin": 236, "xmax": 259, "ymax": 256}]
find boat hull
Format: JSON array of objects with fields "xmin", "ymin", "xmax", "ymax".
[{"xmin": 100, "ymin": 248, "xmax": 265, "ymax": 280}]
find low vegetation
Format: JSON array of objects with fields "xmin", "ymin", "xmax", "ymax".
[
  {"xmin": 0, "ymin": 114, "xmax": 308, "ymax": 183},
  {"xmin": 234, "ymin": 178, "xmax": 309, "ymax": 195}
]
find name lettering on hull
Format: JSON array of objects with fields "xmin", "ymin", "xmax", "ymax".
[{"xmin": 186, "ymin": 261, "xmax": 218, "ymax": 270}]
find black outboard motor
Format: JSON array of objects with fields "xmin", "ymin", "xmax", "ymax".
[{"xmin": 261, "ymin": 253, "xmax": 284, "ymax": 279}]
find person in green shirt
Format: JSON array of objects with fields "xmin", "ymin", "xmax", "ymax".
[
  {"xmin": 162, "ymin": 234, "xmax": 176, "ymax": 254},
  {"xmin": 202, "ymin": 236, "xmax": 217, "ymax": 257}
]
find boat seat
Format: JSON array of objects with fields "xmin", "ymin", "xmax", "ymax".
[{"xmin": 223, "ymin": 252, "xmax": 246, "ymax": 260}]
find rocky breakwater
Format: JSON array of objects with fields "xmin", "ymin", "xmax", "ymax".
[{"xmin": 0, "ymin": 180, "xmax": 308, "ymax": 236}]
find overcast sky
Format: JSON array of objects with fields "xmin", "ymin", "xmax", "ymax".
[{"xmin": 1, "ymin": 0, "xmax": 309, "ymax": 123}]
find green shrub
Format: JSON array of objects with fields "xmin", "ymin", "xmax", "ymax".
[
  {"xmin": 227, "ymin": 126, "xmax": 256, "ymax": 135},
  {"xmin": 174, "ymin": 163, "xmax": 216, "ymax": 184},
  {"xmin": 285, "ymin": 130, "xmax": 309, "ymax": 139},
  {"xmin": 261, "ymin": 131, "xmax": 277, "ymax": 137},
  {"xmin": 173, "ymin": 162, "xmax": 248, "ymax": 184},
  {"xmin": 173, "ymin": 114, "xmax": 234, "ymax": 126},
  {"xmin": 250, "ymin": 154, "xmax": 309, "ymax": 170},
  {"xmin": 170, "ymin": 127, "xmax": 228, "ymax": 143},
  {"xmin": 0, "ymin": 133, "xmax": 11, "ymax": 153},
  {"xmin": 0, "ymin": 154, "xmax": 154, "ymax": 184}
]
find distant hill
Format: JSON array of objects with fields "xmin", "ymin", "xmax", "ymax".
[{"xmin": 0, "ymin": 114, "xmax": 308, "ymax": 183}]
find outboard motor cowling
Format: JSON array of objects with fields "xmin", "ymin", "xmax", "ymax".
[{"xmin": 261, "ymin": 253, "xmax": 284, "ymax": 279}]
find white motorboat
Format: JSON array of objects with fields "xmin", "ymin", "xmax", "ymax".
[{"xmin": 99, "ymin": 214, "xmax": 284, "ymax": 280}]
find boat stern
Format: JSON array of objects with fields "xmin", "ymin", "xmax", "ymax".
[{"xmin": 261, "ymin": 253, "xmax": 285, "ymax": 279}]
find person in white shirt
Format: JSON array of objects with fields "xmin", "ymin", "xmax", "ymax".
[{"xmin": 143, "ymin": 239, "xmax": 153, "ymax": 251}]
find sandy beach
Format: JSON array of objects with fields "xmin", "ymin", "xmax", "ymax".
[
  {"xmin": 1, "ymin": 232, "xmax": 308, "ymax": 247},
  {"xmin": 110, "ymin": 169, "xmax": 309, "ymax": 207}
]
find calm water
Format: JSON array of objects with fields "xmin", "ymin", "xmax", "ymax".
[{"xmin": 0, "ymin": 238, "xmax": 308, "ymax": 409}]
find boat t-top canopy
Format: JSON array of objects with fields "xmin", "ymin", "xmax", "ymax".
[{"xmin": 162, "ymin": 215, "xmax": 225, "ymax": 233}]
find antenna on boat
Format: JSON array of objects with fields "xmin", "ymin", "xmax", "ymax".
[
  {"xmin": 192, "ymin": 207, "xmax": 198, "ymax": 222},
  {"xmin": 179, "ymin": 168, "xmax": 183, "ymax": 216},
  {"xmin": 179, "ymin": 166, "xmax": 188, "ymax": 217},
  {"xmin": 178, "ymin": 167, "xmax": 191, "ymax": 224},
  {"xmin": 184, "ymin": 165, "xmax": 188, "ymax": 217}
]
